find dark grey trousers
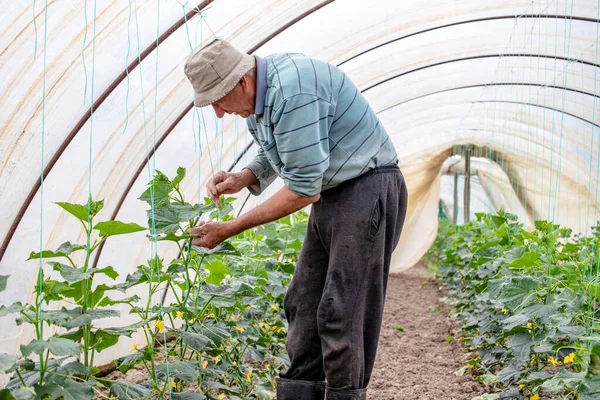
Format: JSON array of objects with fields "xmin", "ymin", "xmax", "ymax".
[{"xmin": 279, "ymin": 166, "xmax": 408, "ymax": 398}]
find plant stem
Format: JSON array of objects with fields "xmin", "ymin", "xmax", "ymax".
[{"xmin": 14, "ymin": 369, "xmax": 27, "ymax": 387}]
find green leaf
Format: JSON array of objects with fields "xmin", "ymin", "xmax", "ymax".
[
  {"xmin": 51, "ymin": 263, "xmax": 87, "ymax": 283},
  {"xmin": 116, "ymin": 351, "xmax": 149, "ymax": 374},
  {"xmin": 55, "ymin": 361, "xmax": 88, "ymax": 378},
  {"xmin": 521, "ymin": 302, "xmax": 557, "ymax": 324},
  {"xmin": 157, "ymin": 231, "xmax": 195, "ymax": 242},
  {"xmin": 179, "ymin": 331, "xmax": 211, "ymax": 352},
  {"xmin": 33, "ymin": 379, "xmax": 94, "ymax": 400},
  {"xmin": 105, "ymin": 381, "xmax": 152, "ymax": 399},
  {"xmin": 116, "ymin": 270, "xmax": 148, "ymax": 292},
  {"xmin": 508, "ymin": 251, "xmax": 539, "ymax": 268},
  {"xmin": 98, "ymin": 294, "xmax": 140, "ymax": 307},
  {"xmin": 156, "ymin": 362, "xmax": 198, "ymax": 383},
  {"xmin": 52, "ymin": 263, "xmax": 119, "ymax": 284},
  {"xmin": 27, "ymin": 242, "xmax": 85, "ymax": 260},
  {"xmin": 148, "ymin": 203, "xmax": 204, "ymax": 234},
  {"xmin": 171, "ymin": 393, "xmax": 205, "ymax": 400},
  {"xmin": 93, "ymin": 221, "xmax": 146, "ymax": 237},
  {"xmin": 191, "ymin": 242, "xmax": 239, "ymax": 256},
  {"xmin": 207, "ymin": 382, "xmax": 240, "ymax": 395},
  {"xmin": 0, "ymin": 302, "xmax": 25, "ymax": 317},
  {"xmin": 0, "ymin": 353, "xmax": 17, "ymax": 373},
  {"xmin": 21, "ymin": 337, "xmax": 80, "ymax": 358},
  {"xmin": 498, "ymin": 277, "xmax": 539, "ymax": 309},
  {"xmin": 556, "ymin": 326, "xmax": 586, "ymax": 340},
  {"xmin": 495, "ymin": 364, "xmax": 522, "ymax": 385},
  {"xmin": 197, "ymin": 323, "xmax": 231, "ymax": 346},
  {"xmin": 55, "ymin": 199, "xmax": 104, "ymax": 222},
  {"xmin": 171, "ymin": 167, "xmax": 186, "ymax": 188},
  {"xmin": 139, "ymin": 170, "xmax": 173, "ymax": 207},
  {"xmin": 65, "ymin": 309, "xmax": 120, "ymax": 329},
  {"xmin": 94, "ymin": 266, "xmax": 119, "ymax": 280},
  {"xmin": 0, "ymin": 276, "xmax": 9, "ymax": 292},
  {"xmin": 506, "ymin": 333, "xmax": 533, "ymax": 363},
  {"xmin": 7, "ymin": 388, "xmax": 33, "ymax": 400},
  {"xmin": 41, "ymin": 279, "xmax": 70, "ymax": 302},
  {"xmin": 204, "ymin": 260, "xmax": 231, "ymax": 285},
  {"xmin": 92, "ymin": 329, "xmax": 121, "ymax": 353},
  {"xmin": 540, "ymin": 370, "xmax": 586, "ymax": 394},
  {"xmin": 580, "ymin": 376, "xmax": 600, "ymax": 400},
  {"xmin": 502, "ymin": 314, "xmax": 529, "ymax": 331},
  {"xmin": 0, "ymin": 389, "xmax": 16, "ymax": 400}
]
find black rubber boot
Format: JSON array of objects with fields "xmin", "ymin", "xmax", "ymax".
[
  {"xmin": 276, "ymin": 378, "xmax": 326, "ymax": 400},
  {"xmin": 325, "ymin": 387, "xmax": 367, "ymax": 400}
]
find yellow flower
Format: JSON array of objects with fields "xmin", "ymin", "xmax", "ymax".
[
  {"xmin": 519, "ymin": 384, "xmax": 524, "ymax": 389},
  {"xmin": 530, "ymin": 359, "xmax": 535, "ymax": 366},
  {"xmin": 129, "ymin": 343, "xmax": 141, "ymax": 353},
  {"xmin": 217, "ymin": 394, "xmax": 226, "ymax": 400},
  {"xmin": 501, "ymin": 308, "xmax": 509, "ymax": 314},
  {"xmin": 277, "ymin": 327, "xmax": 284, "ymax": 333},
  {"xmin": 527, "ymin": 322, "xmax": 532, "ymax": 328},
  {"xmin": 271, "ymin": 304, "xmax": 279, "ymax": 311},
  {"xmin": 246, "ymin": 370, "xmax": 252, "ymax": 381},
  {"xmin": 155, "ymin": 320, "xmax": 165, "ymax": 333},
  {"xmin": 564, "ymin": 352, "xmax": 576, "ymax": 364},
  {"xmin": 211, "ymin": 355, "xmax": 221, "ymax": 363},
  {"xmin": 170, "ymin": 381, "xmax": 177, "ymax": 388},
  {"xmin": 530, "ymin": 395, "xmax": 539, "ymax": 400},
  {"xmin": 235, "ymin": 326, "xmax": 245, "ymax": 333},
  {"xmin": 176, "ymin": 311, "xmax": 183, "ymax": 318},
  {"xmin": 548, "ymin": 356, "xmax": 559, "ymax": 366},
  {"xmin": 202, "ymin": 360, "xmax": 208, "ymax": 368}
]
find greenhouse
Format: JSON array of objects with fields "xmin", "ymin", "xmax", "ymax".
[{"xmin": 0, "ymin": 0, "xmax": 599, "ymax": 399}]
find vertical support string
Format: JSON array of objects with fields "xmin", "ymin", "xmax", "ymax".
[{"xmin": 37, "ymin": 0, "xmax": 50, "ymax": 362}]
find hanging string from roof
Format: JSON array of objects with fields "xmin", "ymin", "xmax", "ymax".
[{"xmin": 36, "ymin": 0, "xmax": 49, "ymax": 369}]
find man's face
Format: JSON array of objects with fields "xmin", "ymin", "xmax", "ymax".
[{"xmin": 211, "ymin": 78, "xmax": 254, "ymax": 119}]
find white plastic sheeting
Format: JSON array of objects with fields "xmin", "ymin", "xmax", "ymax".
[{"xmin": 0, "ymin": 0, "xmax": 599, "ymax": 364}]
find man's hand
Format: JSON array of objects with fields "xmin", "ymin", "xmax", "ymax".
[
  {"xmin": 189, "ymin": 220, "xmax": 233, "ymax": 249},
  {"xmin": 207, "ymin": 169, "xmax": 258, "ymax": 207},
  {"xmin": 190, "ymin": 186, "xmax": 320, "ymax": 249}
]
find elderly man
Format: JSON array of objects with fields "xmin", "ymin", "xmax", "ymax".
[{"xmin": 184, "ymin": 39, "xmax": 408, "ymax": 400}]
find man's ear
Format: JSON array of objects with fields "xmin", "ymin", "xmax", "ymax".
[{"xmin": 239, "ymin": 76, "xmax": 249, "ymax": 91}]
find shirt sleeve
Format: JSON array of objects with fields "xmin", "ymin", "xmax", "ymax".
[
  {"xmin": 271, "ymin": 94, "xmax": 334, "ymax": 197},
  {"xmin": 245, "ymin": 148, "xmax": 278, "ymax": 196}
]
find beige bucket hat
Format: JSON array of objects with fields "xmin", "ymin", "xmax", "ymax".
[{"xmin": 184, "ymin": 39, "xmax": 255, "ymax": 107}]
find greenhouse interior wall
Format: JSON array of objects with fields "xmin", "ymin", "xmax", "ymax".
[{"xmin": 0, "ymin": 0, "xmax": 599, "ymax": 394}]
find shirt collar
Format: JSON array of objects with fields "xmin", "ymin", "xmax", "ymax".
[{"xmin": 254, "ymin": 55, "xmax": 267, "ymax": 116}]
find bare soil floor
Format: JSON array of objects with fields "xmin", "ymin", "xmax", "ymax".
[
  {"xmin": 95, "ymin": 263, "xmax": 487, "ymax": 399},
  {"xmin": 368, "ymin": 262, "xmax": 486, "ymax": 400}
]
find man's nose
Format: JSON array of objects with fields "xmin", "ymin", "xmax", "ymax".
[{"xmin": 212, "ymin": 104, "xmax": 225, "ymax": 118}]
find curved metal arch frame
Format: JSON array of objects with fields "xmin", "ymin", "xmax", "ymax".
[
  {"xmin": 362, "ymin": 54, "xmax": 600, "ymax": 93},
  {"xmin": 378, "ymin": 89, "xmax": 600, "ymax": 129},
  {"xmin": 378, "ymin": 82, "xmax": 600, "ymax": 114},
  {"xmin": 337, "ymin": 14, "xmax": 600, "ymax": 67}
]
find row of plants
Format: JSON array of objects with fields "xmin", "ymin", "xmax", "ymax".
[
  {"xmin": 0, "ymin": 167, "xmax": 306, "ymax": 399},
  {"xmin": 428, "ymin": 211, "xmax": 600, "ymax": 399}
]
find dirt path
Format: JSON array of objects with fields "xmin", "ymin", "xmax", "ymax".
[{"xmin": 368, "ymin": 262, "xmax": 486, "ymax": 400}]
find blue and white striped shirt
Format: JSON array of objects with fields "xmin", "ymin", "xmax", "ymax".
[{"xmin": 246, "ymin": 53, "xmax": 398, "ymax": 197}]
